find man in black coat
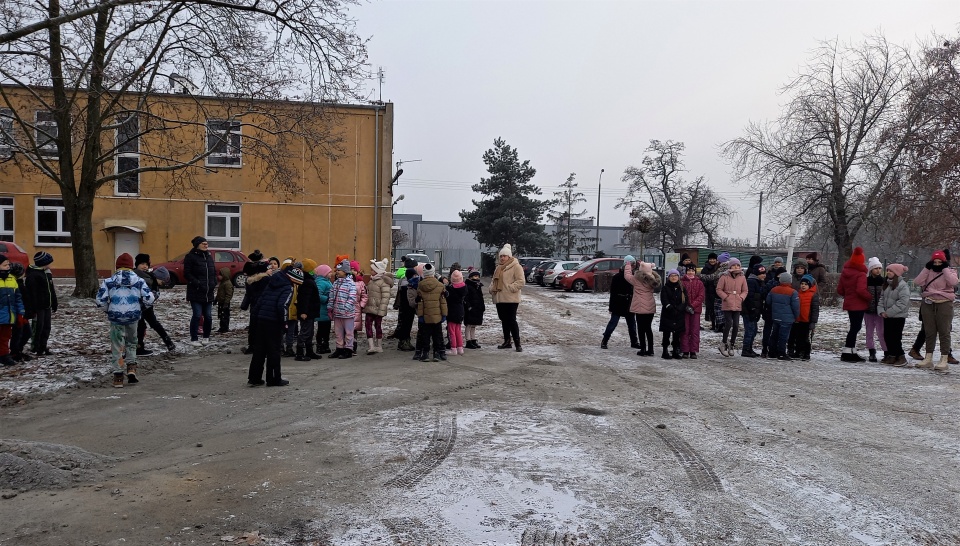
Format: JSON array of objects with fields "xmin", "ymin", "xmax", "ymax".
[
  {"xmin": 602, "ymin": 257, "xmax": 638, "ymax": 349},
  {"xmin": 183, "ymin": 236, "xmax": 217, "ymax": 346}
]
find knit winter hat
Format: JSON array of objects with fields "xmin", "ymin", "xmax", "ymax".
[
  {"xmin": 779, "ymin": 272, "xmax": 792, "ymax": 284},
  {"xmin": 727, "ymin": 257, "xmax": 742, "ymax": 268},
  {"xmin": 248, "ymin": 249, "xmax": 263, "ymax": 262},
  {"xmin": 422, "ymin": 263, "xmax": 435, "ymax": 275},
  {"xmin": 624, "ymin": 255, "xmax": 636, "ymax": 263},
  {"xmin": 33, "ymin": 251, "xmax": 54, "ymax": 267},
  {"xmin": 10, "ymin": 262, "xmax": 24, "ymax": 278},
  {"xmin": 405, "ymin": 268, "xmax": 418, "ymax": 280},
  {"xmin": 403, "ymin": 257, "xmax": 418, "ymax": 269},
  {"xmin": 336, "ymin": 259, "xmax": 351, "ymax": 274},
  {"xmin": 680, "ymin": 253, "xmax": 690, "ymax": 262},
  {"xmin": 794, "ymin": 260, "xmax": 807, "ymax": 271},
  {"xmin": 772, "ymin": 256, "xmax": 784, "ymax": 265},
  {"xmin": 800, "ymin": 274, "xmax": 816, "ymax": 286},
  {"xmin": 280, "ymin": 258, "xmax": 293, "ymax": 272},
  {"xmin": 499, "ymin": 243, "xmax": 513, "ymax": 257},
  {"xmin": 116, "ymin": 253, "xmax": 134, "ymax": 270},
  {"xmin": 135, "ymin": 253, "xmax": 151, "ymax": 267},
  {"xmin": 152, "ymin": 266, "xmax": 170, "ymax": 284},
  {"xmin": 848, "ymin": 247, "xmax": 865, "ymax": 266},
  {"xmin": 717, "ymin": 252, "xmax": 730, "ymax": 263},
  {"xmin": 886, "ymin": 263, "xmax": 908, "ymax": 277},
  {"xmin": 932, "ymin": 250, "xmax": 947, "ymax": 261},
  {"xmin": 468, "ymin": 270, "xmax": 481, "ymax": 279},
  {"xmin": 450, "ymin": 270, "xmax": 464, "ymax": 283},
  {"xmin": 414, "ymin": 264, "xmax": 424, "ymax": 277},
  {"xmin": 315, "ymin": 264, "xmax": 332, "ymax": 278},
  {"xmin": 638, "ymin": 261, "xmax": 653, "ymax": 274},
  {"xmin": 370, "ymin": 258, "xmax": 388, "ymax": 276},
  {"xmin": 449, "ymin": 262, "xmax": 461, "ymax": 272},
  {"xmin": 866, "ymin": 257, "xmax": 882, "ymax": 271},
  {"xmin": 748, "ymin": 255, "xmax": 763, "ymax": 269},
  {"xmin": 349, "ymin": 260, "xmax": 361, "ymax": 273},
  {"xmin": 191, "ymin": 236, "xmax": 207, "ymax": 248},
  {"xmin": 667, "ymin": 269, "xmax": 680, "ymax": 278},
  {"xmin": 707, "ymin": 252, "xmax": 718, "ymax": 260},
  {"xmin": 301, "ymin": 259, "xmax": 318, "ymax": 275},
  {"xmin": 286, "ymin": 267, "xmax": 304, "ymax": 285}
]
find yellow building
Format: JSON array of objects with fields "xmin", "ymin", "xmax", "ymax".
[{"xmin": 0, "ymin": 85, "xmax": 394, "ymax": 278}]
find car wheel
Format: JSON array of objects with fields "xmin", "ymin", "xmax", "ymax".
[
  {"xmin": 233, "ymin": 272, "xmax": 247, "ymax": 288},
  {"xmin": 572, "ymin": 279, "xmax": 587, "ymax": 292}
]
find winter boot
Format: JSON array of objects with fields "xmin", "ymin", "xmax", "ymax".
[
  {"xmin": 671, "ymin": 350, "xmax": 682, "ymax": 360},
  {"xmin": 868, "ymin": 348, "xmax": 877, "ymax": 363},
  {"xmin": 741, "ymin": 349, "xmax": 758, "ymax": 358},
  {"xmin": 136, "ymin": 346, "xmax": 153, "ymax": 356},
  {"xmin": 719, "ymin": 342, "xmax": 729, "ymax": 357},
  {"xmin": 892, "ymin": 354, "xmax": 909, "ymax": 367},
  {"xmin": 801, "ymin": 352, "xmax": 811, "ymax": 361},
  {"xmin": 661, "ymin": 347, "xmax": 672, "ymax": 359},
  {"xmin": 760, "ymin": 349, "xmax": 768, "ymax": 358},
  {"xmin": 419, "ymin": 352, "xmax": 430, "ymax": 362},
  {"xmin": 777, "ymin": 354, "xmax": 793, "ymax": 361},
  {"xmin": 880, "ymin": 353, "xmax": 895, "ymax": 364},
  {"xmin": 689, "ymin": 353, "xmax": 698, "ymax": 360},
  {"xmin": 437, "ymin": 351, "xmax": 447, "ymax": 362},
  {"xmin": 840, "ymin": 347, "xmax": 864, "ymax": 362},
  {"xmin": 163, "ymin": 336, "xmax": 176, "ymax": 351},
  {"xmin": 949, "ymin": 352, "xmax": 959, "ymax": 365},
  {"xmin": 126, "ymin": 363, "xmax": 139, "ymax": 384},
  {"xmin": 367, "ymin": 339, "xmax": 377, "ymax": 355},
  {"xmin": 0, "ymin": 354, "xmax": 16, "ymax": 366},
  {"xmin": 282, "ymin": 346, "xmax": 295, "ymax": 358},
  {"xmin": 353, "ymin": 340, "xmax": 358, "ymax": 354},
  {"xmin": 294, "ymin": 346, "xmax": 310, "ymax": 362},
  {"xmin": 601, "ymin": 335, "xmax": 610, "ymax": 350},
  {"xmin": 916, "ymin": 353, "xmax": 934, "ymax": 369},
  {"xmin": 319, "ymin": 341, "xmax": 332, "ymax": 354},
  {"xmin": 908, "ymin": 347, "xmax": 923, "ymax": 360},
  {"xmin": 514, "ymin": 337, "xmax": 522, "ymax": 353},
  {"xmin": 338, "ymin": 348, "xmax": 353, "ymax": 359},
  {"xmin": 934, "ymin": 355, "xmax": 949, "ymax": 372},
  {"xmin": 306, "ymin": 344, "xmax": 322, "ymax": 359},
  {"xmin": 112, "ymin": 373, "xmax": 124, "ymax": 388},
  {"xmin": 497, "ymin": 341, "xmax": 512, "ymax": 350},
  {"xmin": 412, "ymin": 349, "xmax": 422, "ymax": 361}
]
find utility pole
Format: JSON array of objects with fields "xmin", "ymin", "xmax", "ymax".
[
  {"xmin": 595, "ymin": 168, "xmax": 604, "ymax": 255},
  {"xmin": 756, "ymin": 191, "xmax": 763, "ymax": 253}
]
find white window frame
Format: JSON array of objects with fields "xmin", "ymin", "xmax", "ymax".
[
  {"xmin": 0, "ymin": 109, "xmax": 13, "ymax": 157},
  {"xmin": 205, "ymin": 119, "xmax": 241, "ymax": 167},
  {"xmin": 205, "ymin": 203, "xmax": 241, "ymax": 249},
  {"xmin": 35, "ymin": 197, "xmax": 71, "ymax": 246},
  {"xmin": 35, "ymin": 110, "xmax": 58, "ymax": 158},
  {"xmin": 115, "ymin": 115, "xmax": 140, "ymax": 196},
  {"xmin": 0, "ymin": 197, "xmax": 13, "ymax": 242}
]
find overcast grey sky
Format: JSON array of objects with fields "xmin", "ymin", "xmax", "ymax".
[{"xmin": 351, "ymin": 0, "xmax": 960, "ymax": 243}]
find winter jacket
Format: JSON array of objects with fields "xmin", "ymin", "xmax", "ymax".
[
  {"xmin": 445, "ymin": 282, "xmax": 467, "ymax": 324},
  {"xmin": 0, "ymin": 274, "xmax": 24, "ymax": 325},
  {"xmin": 865, "ymin": 273, "xmax": 885, "ymax": 315},
  {"xmin": 699, "ymin": 261, "xmax": 720, "ymax": 296},
  {"xmin": 716, "ymin": 271, "xmax": 748, "ymax": 311},
  {"xmin": 416, "ymin": 275, "xmax": 448, "ymax": 324},
  {"xmin": 240, "ymin": 272, "xmax": 269, "ymax": 312},
  {"xmin": 296, "ymin": 273, "xmax": 321, "ymax": 320},
  {"xmin": 315, "ymin": 274, "xmax": 333, "ymax": 322},
  {"xmin": 680, "ymin": 275, "xmax": 705, "ymax": 315},
  {"xmin": 797, "ymin": 285, "xmax": 820, "ymax": 325},
  {"xmin": 624, "ymin": 263, "xmax": 661, "ymax": 315},
  {"xmin": 253, "ymin": 272, "xmax": 292, "ymax": 324},
  {"xmin": 490, "ymin": 258, "xmax": 524, "ymax": 304},
  {"xmin": 285, "ymin": 284, "xmax": 301, "ymax": 321},
  {"xmin": 836, "ymin": 261, "xmax": 870, "ymax": 311},
  {"xmin": 807, "ymin": 261, "xmax": 828, "ymax": 288},
  {"xmin": 183, "ymin": 248, "xmax": 216, "ymax": 303},
  {"xmin": 608, "ymin": 268, "xmax": 634, "ymax": 316},
  {"xmin": 658, "ymin": 279, "xmax": 687, "ymax": 333},
  {"xmin": 215, "ymin": 267, "xmax": 234, "ymax": 305},
  {"xmin": 353, "ymin": 278, "xmax": 368, "ymax": 324},
  {"xmin": 363, "ymin": 274, "xmax": 394, "ymax": 317},
  {"xmin": 765, "ymin": 283, "xmax": 800, "ymax": 324},
  {"xmin": 95, "ymin": 269, "xmax": 155, "ymax": 325},
  {"xmin": 23, "ymin": 266, "xmax": 57, "ymax": 316},
  {"xmin": 877, "ymin": 278, "xmax": 911, "ymax": 318},
  {"xmin": 406, "ymin": 276, "xmax": 421, "ymax": 309},
  {"xmin": 464, "ymin": 278, "xmax": 486, "ymax": 326},
  {"xmin": 914, "ymin": 265, "xmax": 959, "ymax": 302},
  {"xmin": 329, "ymin": 276, "xmax": 358, "ymax": 320},
  {"xmin": 743, "ymin": 274, "xmax": 766, "ymax": 322},
  {"xmin": 133, "ymin": 268, "xmax": 160, "ymax": 293}
]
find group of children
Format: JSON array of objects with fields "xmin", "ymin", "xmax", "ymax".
[{"xmin": 0, "ymin": 251, "xmax": 58, "ymax": 367}]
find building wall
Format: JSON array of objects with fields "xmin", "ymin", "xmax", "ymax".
[{"xmin": 0, "ymin": 87, "xmax": 393, "ymax": 276}]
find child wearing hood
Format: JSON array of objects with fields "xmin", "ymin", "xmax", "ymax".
[
  {"xmin": 464, "ymin": 270, "xmax": 486, "ymax": 349},
  {"xmin": 878, "ymin": 264, "xmax": 911, "ymax": 367},
  {"xmin": 215, "ymin": 266, "xmax": 234, "ymax": 333},
  {"xmin": 658, "ymin": 269, "xmax": 688, "ymax": 359},
  {"xmin": 329, "ymin": 259, "xmax": 358, "ymax": 359},
  {"xmin": 96, "ymin": 253, "xmax": 155, "ymax": 388},
  {"xmin": 445, "ymin": 270, "xmax": 467, "ymax": 355},
  {"xmin": 313, "ymin": 264, "xmax": 334, "ymax": 354},
  {"xmin": 363, "ymin": 258, "xmax": 394, "ymax": 354}
]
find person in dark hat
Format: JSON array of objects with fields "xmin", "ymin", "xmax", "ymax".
[
  {"xmin": 183, "ymin": 236, "xmax": 217, "ymax": 347},
  {"xmin": 699, "ymin": 252, "xmax": 720, "ymax": 331},
  {"xmin": 24, "ymin": 251, "xmax": 58, "ymax": 355},
  {"xmin": 133, "ymin": 253, "xmax": 175, "ymax": 354},
  {"xmin": 805, "ymin": 252, "xmax": 828, "ymax": 290}
]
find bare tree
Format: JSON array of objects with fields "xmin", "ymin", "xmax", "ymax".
[
  {"xmin": 0, "ymin": 0, "xmax": 368, "ymax": 296},
  {"xmin": 617, "ymin": 140, "xmax": 732, "ymax": 254},
  {"xmin": 724, "ymin": 35, "xmax": 931, "ymax": 268},
  {"xmin": 545, "ymin": 172, "xmax": 595, "ymax": 259}
]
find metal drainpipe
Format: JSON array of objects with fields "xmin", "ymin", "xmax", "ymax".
[{"xmin": 373, "ymin": 105, "xmax": 380, "ymax": 259}]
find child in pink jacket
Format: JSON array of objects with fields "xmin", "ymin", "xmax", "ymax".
[{"xmin": 715, "ymin": 257, "xmax": 748, "ymax": 356}]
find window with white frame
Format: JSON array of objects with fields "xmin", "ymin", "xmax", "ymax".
[
  {"xmin": 0, "ymin": 197, "xmax": 13, "ymax": 242},
  {"xmin": 205, "ymin": 119, "xmax": 241, "ymax": 167},
  {"xmin": 0, "ymin": 109, "xmax": 13, "ymax": 157},
  {"xmin": 205, "ymin": 204, "xmax": 240, "ymax": 248},
  {"xmin": 35, "ymin": 110, "xmax": 58, "ymax": 157},
  {"xmin": 35, "ymin": 197, "xmax": 71, "ymax": 245},
  {"xmin": 115, "ymin": 115, "xmax": 140, "ymax": 195}
]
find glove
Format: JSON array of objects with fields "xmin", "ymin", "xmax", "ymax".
[
  {"xmin": 441, "ymin": 315, "xmax": 447, "ymax": 322},
  {"xmin": 944, "ymin": 248, "xmax": 952, "ymax": 262}
]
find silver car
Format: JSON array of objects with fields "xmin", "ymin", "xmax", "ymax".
[{"xmin": 542, "ymin": 260, "xmax": 581, "ymax": 287}]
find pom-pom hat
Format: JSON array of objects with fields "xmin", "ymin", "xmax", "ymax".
[{"xmin": 115, "ymin": 253, "xmax": 134, "ymax": 270}]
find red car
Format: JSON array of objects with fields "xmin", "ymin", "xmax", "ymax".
[
  {"xmin": 0, "ymin": 241, "xmax": 30, "ymax": 268},
  {"xmin": 154, "ymin": 249, "xmax": 250, "ymax": 288},
  {"xmin": 557, "ymin": 257, "xmax": 623, "ymax": 292}
]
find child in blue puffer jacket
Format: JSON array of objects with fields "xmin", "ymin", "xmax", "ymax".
[{"xmin": 96, "ymin": 253, "xmax": 155, "ymax": 388}]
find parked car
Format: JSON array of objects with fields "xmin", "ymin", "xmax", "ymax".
[
  {"xmin": 531, "ymin": 260, "xmax": 556, "ymax": 285},
  {"xmin": 543, "ymin": 260, "xmax": 581, "ymax": 287},
  {"xmin": 0, "ymin": 241, "xmax": 29, "ymax": 268},
  {"xmin": 518, "ymin": 256, "xmax": 551, "ymax": 280},
  {"xmin": 557, "ymin": 257, "xmax": 623, "ymax": 292},
  {"xmin": 154, "ymin": 249, "xmax": 250, "ymax": 288}
]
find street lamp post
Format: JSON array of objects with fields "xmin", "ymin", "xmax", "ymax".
[{"xmin": 595, "ymin": 168, "xmax": 604, "ymax": 255}]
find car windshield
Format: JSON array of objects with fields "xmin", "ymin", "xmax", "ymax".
[{"xmin": 576, "ymin": 259, "xmax": 600, "ymax": 271}]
